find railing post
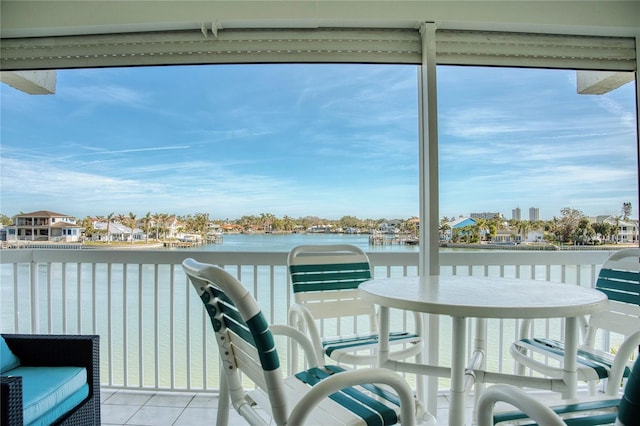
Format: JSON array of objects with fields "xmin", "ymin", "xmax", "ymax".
[{"xmin": 30, "ymin": 260, "xmax": 39, "ymax": 333}]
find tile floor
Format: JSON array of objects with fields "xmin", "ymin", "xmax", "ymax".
[
  {"xmin": 100, "ymin": 387, "xmax": 584, "ymax": 425},
  {"xmin": 101, "ymin": 389, "xmax": 250, "ymax": 426},
  {"xmin": 100, "ymin": 388, "xmax": 476, "ymax": 425}
]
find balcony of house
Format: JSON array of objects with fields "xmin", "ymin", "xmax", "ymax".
[{"xmin": 0, "ymin": 249, "xmax": 623, "ymax": 425}]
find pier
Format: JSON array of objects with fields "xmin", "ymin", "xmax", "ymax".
[{"xmin": 369, "ymin": 234, "xmax": 419, "ymax": 246}]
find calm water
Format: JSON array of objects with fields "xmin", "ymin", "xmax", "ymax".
[
  {"xmin": 181, "ymin": 232, "xmax": 421, "ymax": 253},
  {"xmin": 2, "ymin": 234, "xmax": 602, "ymax": 389}
]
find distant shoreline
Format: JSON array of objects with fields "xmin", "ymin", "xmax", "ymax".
[
  {"xmin": 440, "ymin": 242, "xmax": 635, "ymax": 251},
  {"xmin": 3, "ymin": 238, "xmax": 635, "ymax": 251}
]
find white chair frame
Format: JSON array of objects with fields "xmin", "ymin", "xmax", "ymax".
[
  {"xmin": 510, "ymin": 248, "xmax": 640, "ymax": 396},
  {"xmin": 183, "ymin": 258, "xmax": 426, "ymax": 426}
]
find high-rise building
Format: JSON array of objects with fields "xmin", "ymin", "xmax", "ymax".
[
  {"xmin": 529, "ymin": 207, "xmax": 540, "ymax": 221},
  {"xmin": 512, "ymin": 207, "xmax": 521, "ymax": 220}
]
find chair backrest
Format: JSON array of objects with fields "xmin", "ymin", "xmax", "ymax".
[
  {"xmin": 182, "ymin": 258, "xmax": 288, "ymax": 425},
  {"xmin": 588, "ymin": 248, "xmax": 640, "ymax": 339},
  {"xmin": 288, "ymin": 244, "xmax": 377, "ymax": 327}
]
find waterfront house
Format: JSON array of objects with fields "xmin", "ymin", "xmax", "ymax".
[
  {"xmin": 6, "ymin": 210, "xmax": 82, "ymax": 242},
  {"xmin": 597, "ymin": 216, "xmax": 640, "ymax": 244},
  {"xmin": 92, "ymin": 221, "xmax": 145, "ymax": 242},
  {"xmin": 441, "ymin": 217, "xmax": 477, "ymax": 242}
]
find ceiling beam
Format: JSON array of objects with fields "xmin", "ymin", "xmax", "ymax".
[{"xmin": 2, "ymin": 1, "xmax": 639, "ymax": 39}]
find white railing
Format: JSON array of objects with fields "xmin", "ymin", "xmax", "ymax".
[{"xmin": 0, "ymin": 248, "xmax": 616, "ymax": 393}]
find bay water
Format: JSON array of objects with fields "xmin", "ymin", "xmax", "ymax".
[{"xmin": 1, "ymin": 234, "xmax": 591, "ymax": 390}]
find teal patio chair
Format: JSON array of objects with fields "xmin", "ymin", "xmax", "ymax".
[
  {"xmin": 511, "ymin": 248, "xmax": 640, "ymax": 396},
  {"xmin": 182, "ymin": 258, "xmax": 428, "ymax": 426},
  {"xmin": 287, "ymin": 244, "xmax": 423, "ymax": 368},
  {"xmin": 477, "ymin": 357, "xmax": 640, "ymax": 425}
]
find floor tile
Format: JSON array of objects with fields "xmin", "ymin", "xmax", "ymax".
[
  {"xmin": 100, "ymin": 403, "xmax": 141, "ymax": 424},
  {"xmin": 146, "ymin": 393, "xmax": 194, "ymax": 408},
  {"xmin": 187, "ymin": 393, "xmax": 219, "ymax": 408},
  {"xmin": 126, "ymin": 406, "xmax": 184, "ymax": 426},
  {"xmin": 104, "ymin": 391, "xmax": 153, "ymax": 406},
  {"xmin": 173, "ymin": 407, "xmax": 218, "ymax": 425}
]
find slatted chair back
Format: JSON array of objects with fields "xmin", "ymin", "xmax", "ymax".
[
  {"xmin": 588, "ymin": 248, "xmax": 640, "ymax": 342},
  {"xmin": 182, "ymin": 258, "xmax": 289, "ymax": 425},
  {"xmin": 288, "ymin": 244, "xmax": 377, "ymax": 327}
]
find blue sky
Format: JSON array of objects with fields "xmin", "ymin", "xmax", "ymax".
[{"xmin": 1, "ymin": 64, "xmax": 637, "ymax": 221}]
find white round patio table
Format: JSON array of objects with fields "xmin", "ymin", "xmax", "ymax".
[{"xmin": 359, "ymin": 275, "xmax": 608, "ymax": 426}]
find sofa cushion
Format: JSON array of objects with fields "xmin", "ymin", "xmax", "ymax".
[
  {"xmin": 28, "ymin": 384, "xmax": 89, "ymax": 426},
  {"xmin": 0, "ymin": 336, "xmax": 20, "ymax": 373},
  {"xmin": 4, "ymin": 366, "xmax": 88, "ymax": 425}
]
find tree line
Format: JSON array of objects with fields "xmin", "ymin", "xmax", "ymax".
[
  {"xmin": 1, "ymin": 202, "xmax": 633, "ymax": 245},
  {"xmin": 442, "ymin": 205, "xmax": 633, "ymax": 245}
]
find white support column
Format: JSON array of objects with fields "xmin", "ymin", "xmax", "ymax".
[
  {"xmin": 636, "ymin": 35, "xmax": 639, "ymax": 222},
  {"xmin": 419, "ymin": 21, "xmax": 440, "ymax": 418},
  {"xmin": 0, "ymin": 70, "xmax": 56, "ymax": 94},
  {"xmin": 418, "ymin": 22, "xmax": 439, "ymax": 279}
]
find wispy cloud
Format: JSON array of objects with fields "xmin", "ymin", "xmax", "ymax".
[
  {"xmin": 62, "ymin": 84, "xmax": 146, "ymax": 105},
  {"xmin": 1, "ymin": 65, "xmax": 636, "ymax": 220},
  {"xmin": 85, "ymin": 145, "xmax": 191, "ymax": 156}
]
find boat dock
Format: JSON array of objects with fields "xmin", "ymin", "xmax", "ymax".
[{"xmin": 369, "ymin": 234, "xmax": 419, "ymax": 246}]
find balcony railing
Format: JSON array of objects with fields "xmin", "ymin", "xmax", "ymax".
[{"xmin": 0, "ymin": 248, "xmax": 616, "ymax": 393}]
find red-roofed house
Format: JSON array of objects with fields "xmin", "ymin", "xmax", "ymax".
[{"xmin": 7, "ymin": 210, "xmax": 82, "ymax": 242}]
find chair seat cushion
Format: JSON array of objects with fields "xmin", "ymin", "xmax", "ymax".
[
  {"xmin": 323, "ymin": 331, "xmax": 420, "ymax": 357},
  {"xmin": 251, "ymin": 365, "xmax": 406, "ymax": 425},
  {"xmin": 4, "ymin": 366, "xmax": 88, "ymax": 425},
  {"xmin": 493, "ymin": 398, "xmax": 619, "ymax": 425},
  {"xmin": 514, "ymin": 337, "xmax": 632, "ymax": 380}
]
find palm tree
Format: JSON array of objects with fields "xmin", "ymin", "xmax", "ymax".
[
  {"xmin": 516, "ymin": 220, "xmax": 532, "ymax": 243},
  {"xmin": 611, "ymin": 216, "xmax": 621, "ymax": 243},
  {"xmin": 141, "ymin": 212, "xmax": 152, "ymax": 242},
  {"xmin": 474, "ymin": 218, "xmax": 488, "ymax": 241},
  {"xmin": 439, "ymin": 223, "xmax": 451, "ymax": 241},
  {"xmin": 128, "ymin": 212, "xmax": 137, "ymax": 244},
  {"xmin": 106, "ymin": 212, "xmax": 114, "ymax": 244},
  {"xmin": 160, "ymin": 213, "xmax": 171, "ymax": 240},
  {"xmin": 152, "ymin": 213, "xmax": 162, "ymax": 240}
]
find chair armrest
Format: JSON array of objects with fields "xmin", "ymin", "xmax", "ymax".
[
  {"xmin": 287, "ymin": 303, "xmax": 324, "ymax": 363},
  {"xmin": 288, "ymin": 367, "xmax": 421, "ymax": 426},
  {"xmin": 1, "ymin": 334, "xmax": 100, "ymax": 400},
  {"xmin": 477, "ymin": 384, "xmax": 566, "ymax": 426},
  {"xmin": 509, "ymin": 343, "xmax": 564, "ymax": 379},
  {"xmin": 270, "ymin": 324, "xmax": 320, "ymax": 368},
  {"xmin": 606, "ymin": 329, "xmax": 640, "ymax": 396},
  {"xmin": 1, "ymin": 376, "xmax": 24, "ymax": 426},
  {"xmin": 517, "ymin": 316, "xmax": 588, "ymax": 342}
]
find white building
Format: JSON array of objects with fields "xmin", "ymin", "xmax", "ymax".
[
  {"xmin": 93, "ymin": 221, "xmax": 145, "ymax": 242},
  {"xmin": 7, "ymin": 210, "xmax": 82, "ymax": 242}
]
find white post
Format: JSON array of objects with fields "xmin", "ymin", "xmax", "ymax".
[
  {"xmin": 636, "ymin": 34, "xmax": 640, "ymax": 210},
  {"xmin": 30, "ymin": 260, "xmax": 40, "ymax": 333},
  {"xmin": 419, "ymin": 21, "xmax": 440, "ymax": 417}
]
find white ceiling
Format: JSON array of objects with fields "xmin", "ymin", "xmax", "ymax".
[{"xmin": 2, "ymin": 1, "xmax": 639, "ymax": 39}]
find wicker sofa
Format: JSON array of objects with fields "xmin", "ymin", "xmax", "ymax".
[{"xmin": 1, "ymin": 334, "xmax": 100, "ymax": 426}]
